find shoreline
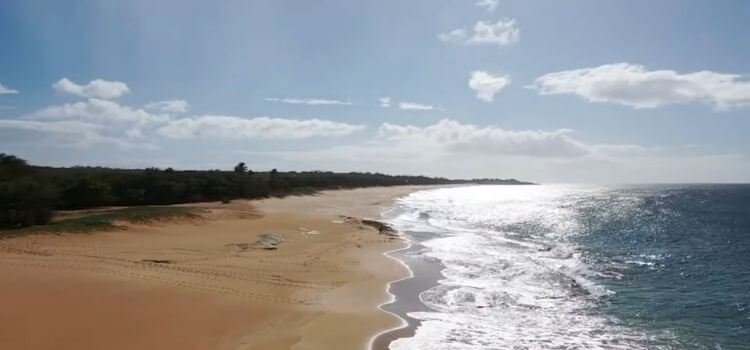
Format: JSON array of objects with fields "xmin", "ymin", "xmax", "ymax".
[
  {"xmin": 0, "ymin": 185, "xmax": 442, "ymax": 350},
  {"xmin": 370, "ymin": 231, "xmax": 446, "ymax": 350},
  {"xmin": 368, "ymin": 240, "xmax": 412, "ymax": 350}
]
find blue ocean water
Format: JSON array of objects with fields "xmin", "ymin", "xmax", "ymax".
[{"xmin": 386, "ymin": 184, "xmax": 750, "ymax": 349}]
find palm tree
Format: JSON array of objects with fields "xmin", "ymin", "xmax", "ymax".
[{"xmin": 234, "ymin": 162, "xmax": 248, "ymax": 173}]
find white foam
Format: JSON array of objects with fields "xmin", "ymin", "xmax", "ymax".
[
  {"xmin": 384, "ymin": 185, "xmax": 664, "ymax": 349},
  {"xmin": 366, "ymin": 207, "xmax": 414, "ymax": 350}
]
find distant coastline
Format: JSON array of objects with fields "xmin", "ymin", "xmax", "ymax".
[{"xmin": 0, "ymin": 153, "xmax": 533, "ymax": 232}]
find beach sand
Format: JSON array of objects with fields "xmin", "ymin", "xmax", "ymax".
[{"xmin": 0, "ymin": 186, "xmax": 431, "ymax": 350}]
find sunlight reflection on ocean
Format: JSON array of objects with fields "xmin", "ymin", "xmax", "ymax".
[{"xmin": 386, "ymin": 184, "xmax": 750, "ymax": 349}]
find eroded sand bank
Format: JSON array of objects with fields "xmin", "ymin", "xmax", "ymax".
[{"xmin": 0, "ymin": 186, "xmax": 433, "ymax": 350}]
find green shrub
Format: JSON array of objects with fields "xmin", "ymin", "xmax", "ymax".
[{"xmin": 0, "ymin": 180, "xmax": 58, "ymax": 229}]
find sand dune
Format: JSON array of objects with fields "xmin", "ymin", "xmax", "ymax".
[{"xmin": 0, "ymin": 186, "xmax": 433, "ymax": 350}]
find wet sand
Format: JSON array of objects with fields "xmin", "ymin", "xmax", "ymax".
[
  {"xmin": 371, "ymin": 231, "xmax": 445, "ymax": 350},
  {"xmin": 0, "ymin": 186, "xmax": 438, "ymax": 350}
]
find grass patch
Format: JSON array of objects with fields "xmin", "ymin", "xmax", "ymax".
[
  {"xmin": 1, "ymin": 206, "xmax": 200, "ymax": 238},
  {"xmin": 270, "ymin": 187, "xmax": 319, "ymax": 198}
]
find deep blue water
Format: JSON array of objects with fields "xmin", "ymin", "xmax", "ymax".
[
  {"xmin": 386, "ymin": 184, "xmax": 750, "ymax": 349},
  {"xmin": 574, "ymin": 185, "xmax": 750, "ymax": 349}
]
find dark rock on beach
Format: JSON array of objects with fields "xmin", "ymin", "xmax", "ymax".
[{"xmin": 361, "ymin": 219, "xmax": 398, "ymax": 237}]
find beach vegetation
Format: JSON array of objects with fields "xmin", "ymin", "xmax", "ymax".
[
  {"xmin": 234, "ymin": 162, "xmax": 248, "ymax": 173},
  {"xmin": 1, "ymin": 206, "xmax": 198, "ymax": 237},
  {"xmin": 0, "ymin": 154, "xmax": 532, "ymax": 230}
]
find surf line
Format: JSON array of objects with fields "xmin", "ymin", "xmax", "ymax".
[{"xmin": 366, "ymin": 206, "xmax": 415, "ymax": 350}]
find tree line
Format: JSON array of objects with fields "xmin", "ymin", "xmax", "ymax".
[{"xmin": 0, "ymin": 153, "xmax": 532, "ymax": 230}]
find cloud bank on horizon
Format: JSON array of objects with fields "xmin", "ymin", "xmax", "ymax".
[{"xmin": 0, "ymin": 0, "xmax": 748, "ymax": 183}]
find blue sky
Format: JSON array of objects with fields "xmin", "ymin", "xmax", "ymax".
[{"xmin": 1, "ymin": 0, "xmax": 749, "ymax": 182}]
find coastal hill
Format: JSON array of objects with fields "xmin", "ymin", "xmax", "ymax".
[{"xmin": 0, "ymin": 153, "xmax": 533, "ymax": 230}]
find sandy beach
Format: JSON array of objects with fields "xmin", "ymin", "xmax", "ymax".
[{"xmin": 0, "ymin": 186, "xmax": 433, "ymax": 350}]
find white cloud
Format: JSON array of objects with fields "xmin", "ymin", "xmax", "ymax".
[
  {"xmin": 379, "ymin": 97, "xmax": 392, "ymax": 108},
  {"xmin": 399, "ymin": 102, "xmax": 444, "ymax": 111},
  {"xmin": 2, "ymin": 97, "xmax": 162, "ymax": 150},
  {"xmin": 0, "ymin": 83, "xmax": 19, "ymax": 94},
  {"xmin": 265, "ymin": 97, "xmax": 353, "ymax": 106},
  {"xmin": 437, "ymin": 28, "xmax": 467, "ymax": 43},
  {"xmin": 0, "ymin": 119, "xmax": 157, "ymax": 150},
  {"xmin": 469, "ymin": 71, "xmax": 511, "ymax": 102},
  {"xmin": 145, "ymin": 99, "xmax": 189, "ymax": 113},
  {"xmin": 52, "ymin": 78, "xmax": 130, "ymax": 99},
  {"xmin": 440, "ymin": 19, "xmax": 519, "ymax": 47},
  {"xmin": 255, "ymin": 119, "xmax": 672, "ymax": 182},
  {"xmin": 27, "ymin": 98, "xmax": 170, "ymax": 126},
  {"xmin": 469, "ymin": 19, "xmax": 520, "ymax": 46},
  {"xmin": 378, "ymin": 119, "xmax": 589, "ymax": 158},
  {"xmin": 476, "ymin": 0, "xmax": 499, "ymax": 12},
  {"xmin": 532, "ymin": 63, "xmax": 750, "ymax": 110},
  {"xmin": 156, "ymin": 115, "xmax": 365, "ymax": 139},
  {"xmin": 4, "ymin": 96, "xmax": 368, "ymax": 149}
]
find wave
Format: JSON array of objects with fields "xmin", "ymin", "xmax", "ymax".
[{"xmin": 384, "ymin": 185, "xmax": 672, "ymax": 349}]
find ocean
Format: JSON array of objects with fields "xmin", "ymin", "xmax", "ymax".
[{"xmin": 378, "ymin": 184, "xmax": 750, "ymax": 350}]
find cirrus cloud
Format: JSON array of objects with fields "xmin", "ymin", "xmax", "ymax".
[
  {"xmin": 265, "ymin": 97, "xmax": 353, "ymax": 106},
  {"xmin": 532, "ymin": 63, "xmax": 750, "ymax": 110},
  {"xmin": 52, "ymin": 78, "xmax": 130, "ymax": 99}
]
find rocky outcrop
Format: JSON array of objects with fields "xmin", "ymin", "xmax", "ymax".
[{"xmin": 361, "ymin": 219, "xmax": 398, "ymax": 237}]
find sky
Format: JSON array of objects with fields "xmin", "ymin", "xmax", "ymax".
[{"xmin": 1, "ymin": 0, "xmax": 749, "ymax": 183}]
